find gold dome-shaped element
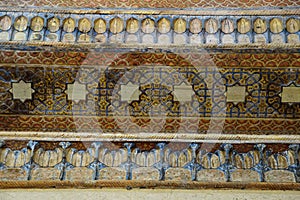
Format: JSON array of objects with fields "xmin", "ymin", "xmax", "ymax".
[
  {"xmin": 14, "ymin": 16, "xmax": 28, "ymax": 32},
  {"xmin": 157, "ymin": 18, "xmax": 171, "ymax": 34},
  {"xmin": 237, "ymin": 18, "xmax": 251, "ymax": 34},
  {"xmin": 189, "ymin": 18, "xmax": 202, "ymax": 34},
  {"xmin": 63, "ymin": 18, "xmax": 75, "ymax": 33},
  {"xmin": 78, "ymin": 18, "xmax": 91, "ymax": 33},
  {"xmin": 270, "ymin": 18, "xmax": 283, "ymax": 34},
  {"xmin": 141, "ymin": 18, "xmax": 155, "ymax": 34},
  {"xmin": 205, "ymin": 18, "xmax": 218, "ymax": 34},
  {"xmin": 94, "ymin": 18, "xmax": 106, "ymax": 34},
  {"xmin": 109, "ymin": 17, "xmax": 123, "ymax": 34},
  {"xmin": 254, "ymin": 18, "xmax": 267, "ymax": 34},
  {"xmin": 221, "ymin": 18, "xmax": 234, "ymax": 34},
  {"xmin": 30, "ymin": 16, "xmax": 44, "ymax": 32},
  {"xmin": 47, "ymin": 17, "xmax": 60, "ymax": 33},
  {"xmin": 0, "ymin": 15, "xmax": 11, "ymax": 31},
  {"xmin": 286, "ymin": 18, "xmax": 300, "ymax": 34},
  {"xmin": 174, "ymin": 18, "xmax": 186, "ymax": 34},
  {"xmin": 126, "ymin": 18, "xmax": 139, "ymax": 34}
]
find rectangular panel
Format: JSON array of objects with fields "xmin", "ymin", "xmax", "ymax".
[{"xmin": 0, "ymin": 6, "xmax": 300, "ymax": 190}]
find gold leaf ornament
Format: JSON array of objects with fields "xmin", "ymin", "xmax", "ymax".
[
  {"xmin": 14, "ymin": 16, "xmax": 28, "ymax": 31},
  {"xmin": 189, "ymin": 18, "xmax": 202, "ymax": 34},
  {"xmin": 78, "ymin": 18, "xmax": 92, "ymax": 33},
  {"xmin": 94, "ymin": 18, "xmax": 106, "ymax": 34},
  {"xmin": 158, "ymin": 18, "xmax": 171, "ymax": 34},
  {"xmin": 254, "ymin": 18, "xmax": 267, "ymax": 34},
  {"xmin": 141, "ymin": 18, "xmax": 155, "ymax": 34},
  {"xmin": 63, "ymin": 18, "xmax": 75, "ymax": 33},
  {"xmin": 47, "ymin": 17, "xmax": 60, "ymax": 33},
  {"xmin": 205, "ymin": 18, "xmax": 218, "ymax": 34},
  {"xmin": 174, "ymin": 18, "xmax": 186, "ymax": 34},
  {"xmin": 30, "ymin": 16, "xmax": 44, "ymax": 32},
  {"xmin": 110, "ymin": 17, "xmax": 124, "ymax": 34},
  {"xmin": 126, "ymin": 18, "xmax": 139, "ymax": 34},
  {"xmin": 237, "ymin": 18, "xmax": 251, "ymax": 34},
  {"xmin": 0, "ymin": 15, "xmax": 12, "ymax": 31}
]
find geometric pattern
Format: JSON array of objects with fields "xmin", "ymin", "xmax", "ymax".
[
  {"xmin": 2, "ymin": 115, "xmax": 300, "ymax": 136},
  {"xmin": 0, "ymin": 49, "xmax": 300, "ymax": 144},
  {"xmin": 120, "ymin": 83, "xmax": 140, "ymax": 102},
  {"xmin": 66, "ymin": 82, "xmax": 88, "ymax": 102},
  {"xmin": 10, "ymin": 80, "xmax": 34, "ymax": 102},
  {"xmin": 0, "ymin": 2, "xmax": 300, "ymax": 190},
  {"xmin": 2, "ymin": 64, "xmax": 300, "ymax": 119},
  {"xmin": 0, "ymin": 51, "xmax": 300, "ymax": 140},
  {"xmin": 0, "ymin": 50, "xmax": 299, "ymax": 68},
  {"xmin": 1, "ymin": 0, "xmax": 300, "ymax": 8}
]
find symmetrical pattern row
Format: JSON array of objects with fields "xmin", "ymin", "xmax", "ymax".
[
  {"xmin": 0, "ymin": 50, "xmax": 299, "ymax": 135},
  {"xmin": 1, "ymin": 115, "xmax": 300, "ymax": 135},
  {"xmin": 0, "ymin": 0, "xmax": 299, "ymax": 8},
  {"xmin": 0, "ymin": 13, "xmax": 299, "ymax": 45},
  {"xmin": 0, "ymin": 141, "xmax": 299, "ymax": 183},
  {"xmin": 1, "ymin": 65, "xmax": 300, "ymax": 119},
  {"xmin": 1, "ymin": 50, "xmax": 299, "ymax": 68}
]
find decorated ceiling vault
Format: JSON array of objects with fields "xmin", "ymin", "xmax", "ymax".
[{"xmin": 0, "ymin": 0, "xmax": 299, "ymax": 190}]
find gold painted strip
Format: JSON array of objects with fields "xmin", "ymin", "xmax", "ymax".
[
  {"xmin": 0, "ymin": 132, "xmax": 300, "ymax": 143},
  {"xmin": 1, "ymin": 114, "xmax": 300, "ymax": 121},
  {"xmin": 0, "ymin": 41, "xmax": 300, "ymax": 50},
  {"xmin": 0, "ymin": 180, "xmax": 299, "ymax": 190},
  {"xmin": 0, "ymin": 7, "xmax": 299, "ymax": 16}
]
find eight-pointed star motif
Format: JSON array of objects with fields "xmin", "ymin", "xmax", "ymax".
[
  {"xmin": 66, "ymin": 82, "xmax": 88, "ymax": 103},
  {"xmin": 10, "ymin": 80, "xmax": 34, "ymax": 102}
]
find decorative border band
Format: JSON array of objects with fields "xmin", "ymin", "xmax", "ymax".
[
  {"xmin": 0, "ymin": 181, "xmax": 299, "ymax": 190},
  {"xmin": 0, "ymin": 7, "xmax": 299, "ymax": 16},
  {"xmin": 0, "ymin": 141, "xmax": 299, "ymax": 187},
  {"xmin": 0, "ymin": 42, "xmax": 300, "ymax": 50},
  {"xmin": 0, "ymin": 9, "xmax": 299, "ymax": 48},
  {"xmin": 1, "ymin": 132, "xmax": 300, "ymax": 143}
]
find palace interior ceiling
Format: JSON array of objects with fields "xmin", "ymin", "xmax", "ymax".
[{"xmin": 0, "ymin": 0, "xmax": 299, "ymax": 190}]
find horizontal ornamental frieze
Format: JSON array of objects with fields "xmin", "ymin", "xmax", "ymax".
[
  {"xmin": 0, "ymin": 12, "xmax": 299, "ymax": 46},
  {"xmin": 0, "ymin": 141, "xmax": 299, "ymax": 184},
  {"xmin": 1, "ymin": 65, "xmax": 300, "ymax": 118}
]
